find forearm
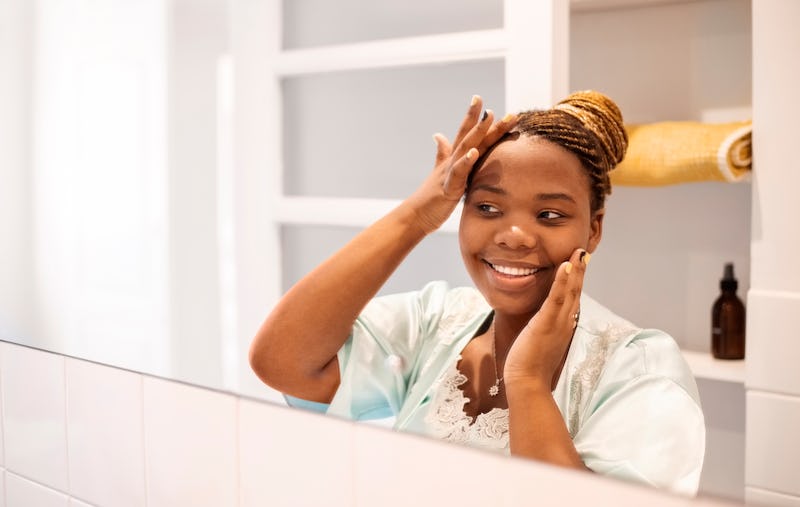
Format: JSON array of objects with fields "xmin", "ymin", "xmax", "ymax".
[
  {"xmin": 249, "ymin": 95, "xmax": 510, "ymax": 402},
  {"xmin": 506, "ymin": 380, "xmax": 586, "ymax": 470},
  {"xmin": 249, "ymin": 201, "xmax": 428, "ymax": 400}
]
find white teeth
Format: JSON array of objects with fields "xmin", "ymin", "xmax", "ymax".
[{"xmin": 490, "ymin": 263, "xmax": 538, "ymax": 276}]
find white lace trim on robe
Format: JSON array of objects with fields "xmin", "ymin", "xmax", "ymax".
[
  {"xmin": 424, "ymin": 359, "xmax": 509, "ymax": 452},
  {"xmin": 424, "ymin": 321, "xmax": 639, "ymax": 450},
  {"xmin": 567, "ymin": 322, "xmax": 638, "ymax": 436}
]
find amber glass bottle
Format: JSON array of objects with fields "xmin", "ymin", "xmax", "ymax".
[{"xmin": 711, "ymin": 263, "xmax": 746, "ymax": 359}]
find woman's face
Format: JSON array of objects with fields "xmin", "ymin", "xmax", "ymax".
[{"xmin": 459, "ymin": 135, "xmax": 604, "ymax": 320}]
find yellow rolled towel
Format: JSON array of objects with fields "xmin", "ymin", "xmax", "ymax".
[{"xmin": 611, "ymin": 121, "xmax": 752, "ymax": 186}]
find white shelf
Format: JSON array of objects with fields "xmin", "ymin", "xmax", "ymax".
[
  {"xmin": 682, "ymin": 349, "xmax": 745, "ymax": 384},
  {"xmin": 571, "ymin": 0, "xmax": 702, "ymax": 12}
]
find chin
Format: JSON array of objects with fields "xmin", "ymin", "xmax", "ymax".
[{"xmin": 482, "ymin": 293, "xmax": 544, "ymax": 319}]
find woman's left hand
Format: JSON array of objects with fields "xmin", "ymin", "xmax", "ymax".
[{"xmin": 504, "ymin": 248, "xmax": 590, "ymax": 390}]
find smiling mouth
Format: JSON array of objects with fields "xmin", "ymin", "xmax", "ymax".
[{"xmin": 486, "ymin": 262, "xmax": 540, "ymax": 277}]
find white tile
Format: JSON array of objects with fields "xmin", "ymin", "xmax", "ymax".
[
  {"xmin": 498, "ymin": 452, "xmax": 696, "ymax": 507},
  {"xmin": 747, "ymin": 486, "xmax": 800, "ymax": 507},
  {"xmin": 746, "ymin": 391, "xmax": 800, "ymax": 495},
  {"xmin": 142, "ymin": 377, "xmax": 237, "ymax": 507},
  {"xmin": 65, "ymin": 358, "xmax": 145, "ymax": 507},
  {"xmin": 68, "ymin": 498, "xmax": 94, "ymax": 507},
  {"xmin": 352, "ymin": 421, "xmax": 724, "ymax": 507},
  {"xmin": 1, "ymin": 469, "xmax": 5, "ymax": 507},
  {"xmin": 0, "ymin": 342, "xmax": 5, "ymax": 467},
  {"xmin": 353, "ymin": 423, "xmax": 506, "ymax": 506},
  {"xmin": 4, "ymin": 472, "xmax": 68, "ymax": 507},
  {"xmin": 238, "ymin": 400, "xmax": 354, "ymax": 507},
  {"xmin": 1, "ymin": 344, "xmax": 68, "ymax": 491},
  {"xmin": 746, "ymin": 290, "xmax": 800, "ymax": 396}
]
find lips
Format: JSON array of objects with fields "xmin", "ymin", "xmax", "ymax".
[{"xmin": 485, "ymin": 261, "xmax": 540, "ymax": 277}]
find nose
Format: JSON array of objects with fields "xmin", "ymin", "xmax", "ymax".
[{"xmin": 495, "ymin": 223, "xmax": 537, "ymax": 250}]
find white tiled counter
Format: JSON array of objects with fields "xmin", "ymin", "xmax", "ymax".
[{"xmin": 0, "ymin": 340, "xmax": 744, "ymax": 507}]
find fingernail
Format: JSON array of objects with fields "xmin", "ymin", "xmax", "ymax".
[
  {"xmin": 465, "ymin": 148, "xmax": 477, "ymax": 160},
  {"xmin": 584, "ymin": 253, "xmax": 592, "ymax": 265},
  {"xmin": 565, "ymin": 262, "xmax": 573, "ymax": 274},
  {"xmin": 502, "ymin": 113, "xmax": 515, "ymax": 123},
  {"xmin": 579, "ymin": 250, "xmax": 586, "ymax": 264},
  {"xmin": 471, "ymin": 95, "xmax": 479, "ymax": 106},
  {"xmin": 481, "ymin": 110, "xmax": 489, "ymax": 122}
]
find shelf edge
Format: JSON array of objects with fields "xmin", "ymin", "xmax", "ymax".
[{"xmin": 682, "ymin": 349, "xmax": 745, "ymax": 384}]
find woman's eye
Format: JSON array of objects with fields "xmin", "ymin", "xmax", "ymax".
[
  {"xmin": 477, "ymin": 204, "xmax": 500, "ymax": 215},
  {"xmin": 539, "ymin": 210, "xmax": 564, "ymax": 220}
]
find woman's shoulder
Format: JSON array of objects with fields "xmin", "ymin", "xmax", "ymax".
[
  {"xmin": 361, "ymin": 281, "xmax": 490, "ymax": 333},
  {"xmin": 577, "ymin": 294, "xmax": 697, "ymax": 395},
  {"xmin": 367, "ymin": 280, "xmax": 484, "ymax": 307},
  {"xmin": 374, "ymin": 280, "xmax": 488, "ymax": 312},
  {"xmin": 579, "ymin": 293, "xmax": 680, "ymax": 353}
]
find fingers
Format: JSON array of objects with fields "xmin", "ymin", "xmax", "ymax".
[
  {"xmin": 432, "ymin": 133, "xmax": 452, "ymax": 166},
  {"xmin": 452, "ymin": 96, "xmax": 517, "ymax": 160},
  {"xmin": 452, "ymin": 108, "xmax": 495, "ymax": 161},
  {"xmin": 441, "ymin": 107, "xmax": 493, "ymax": 195},
  {"xmin": 443, "ymin": 147, "xmax": 478, "ymax": 194},
  {"xmin": 438, "ymin": 95, "xmax": 518, "ymax": 195},
  {"xmin": 477, "ymin": 113, "xmax": 518, "ymax": 154},
  {"xmin": 542, "ymin": 248, "xmax": 591, "ymax": 328},
  {"xmin": 451, "ymin": 95, "xmax": 483, "ymax": 148}
]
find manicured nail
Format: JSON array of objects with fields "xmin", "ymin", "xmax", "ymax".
[
  {"xmin": 579, "ymin": 250, "xmax": 586, "ymax": 264},
  {"xmin": 502, "ymin": 113, "xmax": 515, "ymax": 123},
  {"xmin": 465, "ymin": 148, "xmax": 477, "ymax": 160},
  {"xmin": 565, "ymin": 262, "xmax": 573, "ymax": 274},
  {"xmin": 584, "ymin": 252, "xmax": 592, "ymax": 265},
  {"xmin": 481, "ymin": 110, "xmax": 489, "ymax": 122},
  {"xmin": 471, "ymin": 95, "xmax": 479, "ymax": 106}
]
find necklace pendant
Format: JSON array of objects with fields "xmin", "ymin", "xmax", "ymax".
[{"xmin": 489, "ymin": 382, "xmax": 500, "ymax": 397}]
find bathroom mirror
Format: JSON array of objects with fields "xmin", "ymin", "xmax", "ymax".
[{"xmin": 0, "ymin": 0, "xmax": 750, "ymax": 502}]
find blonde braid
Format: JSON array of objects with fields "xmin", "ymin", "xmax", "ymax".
[{"xmin": 516, "ymin": 90, "xmax": 628, "ymax": 211}]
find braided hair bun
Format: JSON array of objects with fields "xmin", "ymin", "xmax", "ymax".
[{"xmin": 516, "ymin": 90, "xmax": 628, "ymax": 211}]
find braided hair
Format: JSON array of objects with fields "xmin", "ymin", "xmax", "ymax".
[{"xmin": 515, "ymin": 90, "xmax": 628, "ymax": 212}]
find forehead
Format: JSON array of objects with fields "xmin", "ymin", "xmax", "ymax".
[{"xmin": 470, "ymin": 135, "xmax": 589, "ymax": 194}]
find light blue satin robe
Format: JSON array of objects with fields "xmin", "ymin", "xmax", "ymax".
[{"xmin": 287, "ymin": 281, "xmax": 705, "ymax": 496}]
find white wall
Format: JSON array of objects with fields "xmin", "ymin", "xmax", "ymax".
[{"xmin": 746, "ymin": 0, "xmax": 800, "ymax": 504}]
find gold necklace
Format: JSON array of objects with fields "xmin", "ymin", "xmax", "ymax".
[{"xmin": 489, "ymin": 323, "xmax": 503, "ymax": 397}]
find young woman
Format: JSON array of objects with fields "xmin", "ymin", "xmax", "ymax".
[{"xmin": 249, "ymin": 91, "xmax": 705, "ymax": 496}]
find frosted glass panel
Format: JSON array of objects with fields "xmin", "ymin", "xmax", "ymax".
[
  {"xmin": 281, "ymin": 226, "xmax": 473, "ymax": 296},
  {"xmin": 283, "ymin": 60, "xmax": 505, "ymax": 199},
  {"xmin": 282, "ymin": 0, "xmax": 503, "ymax": 49}
]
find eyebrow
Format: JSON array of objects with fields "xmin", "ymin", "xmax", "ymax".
[
  {"xmin": 471, "ymin": 185, "xmax": 576, "ymax": 204},
  {"xmin": 471, "ymin": 184, "xmax": 506, "ymax": 195},
  {"xmin": 536, "ymin": 192, "xmax": 576, "ymax": 204}
]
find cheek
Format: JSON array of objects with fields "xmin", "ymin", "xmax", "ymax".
[
  {"xmin": 544, "ymin": 227, "xmax": 592, "ymax": 261},
  {"xmin": 458, "ymin": 214, "xmax": 481, "ymax": 250},
  {"xmin": 457, "ymin": 227, "xmax": 478, "ymax": 265}
]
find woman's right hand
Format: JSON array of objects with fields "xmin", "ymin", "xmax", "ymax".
[{"xmin": 406, "ymin": 95, "xmax": 518, "ymax": 234}]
